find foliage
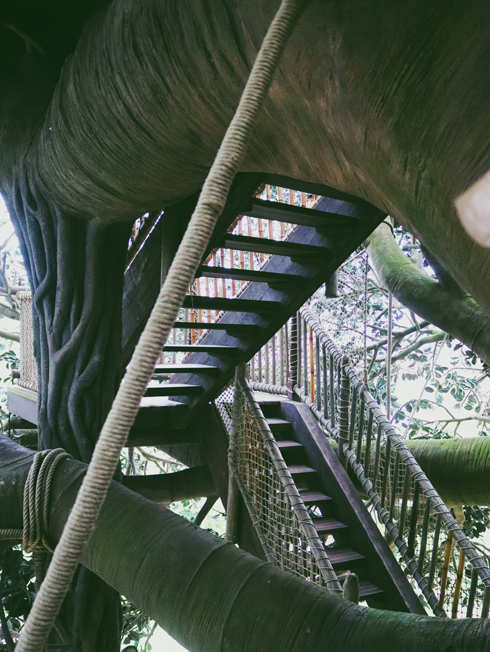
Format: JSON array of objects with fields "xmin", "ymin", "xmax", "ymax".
[
  {"xmin": 0, "ymin": 549, "xmax": 35, "ymax": 648},
  {"xmin": 311, "ymin": 225, "xmax": 490, "ymax": 441},
  {"xmin": 120, "ymin": 448, "xmax": 226, "ymax": 649}
]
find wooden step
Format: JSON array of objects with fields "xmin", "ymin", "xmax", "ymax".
[
  {"xmin": 172, "ymin": 321, "xmax": 259, "ymax": 337},
  {"xmin": 312, "ymin": 518, "xmax": 348, "ymax": 533},
  {"xmin": 163, "ymin": 345, "xmax": 240, "ymax": 359},
  {"xmin": 276, "ymin": 440, "xmax": 303, "ymax": 450},
  {"xmin": 326, "ymin": 547, "xmax": 366, "ymax": 570},
  {"xmin": 134, "ymin": 401, "xmax": 188, "ymax": 429},
  {"xmin": 182, "ymin": 295, "xmax": 281, "ymax": 314},
  {"xmin": 242, "ymin": 198, "xmax": 357, "ymax": 229},
  {"xmin": 266, "ymin": 418, "xmax": 292, "ymax": 432},
  {"xmin": 288, "ymin": 465, "xmax": 317, "ymax": 476},
  {"xmin": 299, "ymin": 490, "xmax": 332, "ymax": 505},
  {"xmin": 221, "ymin": 234, "xmax": 329, "ymax": 260},
  {"xmin": 197, "ymin": 266, "xmax": 303, "ymax": 287},
  {"xmin": 263, "ymin": 174, "xmax": 362, "ymax": 204},
  {"xmin": 358, "ymin": 582, "xmax": 384, "ymax": 598},
  {"xmin": 127, "ymin": 427, "xmax": 198, "ymax": 447},
  {"xmin": 144, "ymin": 384, "xmax": 203, "ymax": 398},
  {"xmin": 154, "ymin": 364, "xmax": 220, "ymax": 377}
]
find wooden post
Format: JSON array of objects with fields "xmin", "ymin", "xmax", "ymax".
[
  {"xmin": 337, "ymin": 356, "xmax": 350, "ymax": 467},
  {"xmin": 325, "ymin": 270, "xmax": 339, "ymax": 298},
  {"xmin": 287, "ymin": 314, "xmax": 299, "ymax": 401},
  {"xmin": 226, "ymin": 365, "xmax": 246, "ymax": 544}
]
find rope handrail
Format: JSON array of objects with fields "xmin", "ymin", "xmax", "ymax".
[
  {"xmin": 247, "ymin": 305, "xmax": 490, "ymax": 616},
  {"xmin": 300, "ymin": 304, "xmax": 490, "ymax": 615}
]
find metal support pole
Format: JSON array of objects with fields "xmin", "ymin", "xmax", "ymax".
[{"xmin": 386, "ymin": 292, "xmax": 393, "ymax": 420}]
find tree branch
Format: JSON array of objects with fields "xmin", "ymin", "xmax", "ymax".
[
  {"xmin": 0, "ymin": 329, "xmax": 19, "ymax": 343},
  {"xmin": 367, "ymin": 221, "xmax": 490, "ymax": 365},
  {"xmin": 376, "ymin": 332, "xmax": 446, "ymax": 364}
]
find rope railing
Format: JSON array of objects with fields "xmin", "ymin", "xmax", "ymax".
[
  {"xmin": 250, "ymin": 304, "xmax": 490, "ymax": 618},
  {"xmin": 219, "ymin": 366, "xmax": 342, "ymax": 594}
]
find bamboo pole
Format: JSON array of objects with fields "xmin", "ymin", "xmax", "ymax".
[
  {"xmin": 452, "ymin": 548, "xmax": 466, "ymax": 618},
  {"xmin": 438, "ymin": 532, "xmax": 453, "ymax": 610}
]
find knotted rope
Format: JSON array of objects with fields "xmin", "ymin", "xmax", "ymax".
[
  {"xmin": 0, "ymin": 448, "xmax": 71, "ymax": 591},
  {"xmin": 15, "ymin": 2, "xmax": 307, "ymax": 650}
]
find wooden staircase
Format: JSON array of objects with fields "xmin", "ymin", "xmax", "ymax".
[
  {"xmin": 125, "ymin": 174, "xmax": 386, "ymax": 444},
  {"xmin": 255, "ymin": 396, "xmax": 425, "ymax": 613}
]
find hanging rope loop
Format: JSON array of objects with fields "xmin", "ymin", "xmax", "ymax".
[{"xmin": 0, "ymin": 448, "xmax": 72, "ymax": 589}]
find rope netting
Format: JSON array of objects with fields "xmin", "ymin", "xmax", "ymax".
[
  {"xmin": 16, "ymin": 291, "xmax": 37, "ymax": 392},
  {"xmin": 217, "ymin": 374, "xmax": 341, "ymax": 593}
]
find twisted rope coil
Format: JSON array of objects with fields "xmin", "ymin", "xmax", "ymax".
[{"xmin": 0, "ymin": 449, "xmax": 72, "ymax": 590}]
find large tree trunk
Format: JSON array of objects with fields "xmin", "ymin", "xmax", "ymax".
[
  {"xmin": 2, "ymin": 435, "xmax": 490, "ymax": 652},
  {"xmin": 3, "ymin": 177, "xmax": 129, "ymax": 651}
]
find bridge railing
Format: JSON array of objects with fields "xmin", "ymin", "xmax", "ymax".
[
  {"xmin": 249, "ymin": 305, "xmax": 490, "ymax": 618},
  {"xmin": 218, "ymin": 366, "xmax": 342, "ymax": 594}
]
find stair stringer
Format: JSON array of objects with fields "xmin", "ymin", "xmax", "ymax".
[
  {"xmin": 167, "ymin": 199, "xmax": 386, "ymax": 427},
  {"xmin": 280, "ymin": 400, "xmax": 426, "ymax": 615}
]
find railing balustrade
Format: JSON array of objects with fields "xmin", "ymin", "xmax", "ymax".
[
  {"xmin": 218, "ymin": 366, "xmax": 342, "ymax": 594},
  {"xmin": 248, "ymin": 305, "xmax": 490, "ymax": 618}
]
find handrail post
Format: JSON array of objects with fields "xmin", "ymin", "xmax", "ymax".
[
  {"xmin": 226, "ymin": 364, "xmax": 246, "ymax": 543},
  {"xmin": 337, "ymin": 356, "xmax": 350, "ymax": 467},
  {"xmin": 287, "ymin": 313, "xmax": 299, "ymax": 401}
]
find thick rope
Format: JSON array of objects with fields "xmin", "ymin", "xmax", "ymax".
[
  {"xmin": 0, "ymin": 449, "xmax": 71, "ymax": 591},
  {"xmin": 15, "ymin": 2, "xmax": 307, "ymax": 650}
]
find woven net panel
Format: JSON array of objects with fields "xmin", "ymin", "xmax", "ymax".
[
  {"xmin": 17, "ymin": 292, "xmax": 37, "ymax": 392},
  {"xmin": 217, "ymin": 384, "xmax": 331, "ymax": 589}
]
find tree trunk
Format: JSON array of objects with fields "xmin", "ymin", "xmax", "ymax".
[
  {"xmin": 3, "ymin": 176, "xmax": 130, "ymax": 652},
  {"xmin": 2, "ymin": 435, "xmax": 490, "ymax": 652}
]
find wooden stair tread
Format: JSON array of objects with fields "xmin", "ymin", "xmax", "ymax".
[
  {"xmin": 172, "ymin": 321, "xmax": 258, "ymax": 336},
  {"xmin": 326, "ymin": 547, "xmax": 365, "ymax": 568},
  {"xmin": 154, "ymin": 364, "xmax": 220, "ymax": 377},
  {"xmin": 358, "ymin": 582, "xmax": 384, "ymax": 598},
  {"xmin": 276, "ymin": 440, "xmax": 303, "ymax": 449},
  {"xmin": 243, "ymin": 198, "xmax": 357, "ymax": 229},
  {"xmin": 266, "ymin": 418, "xmax": 292, "ymax": 431},
  {"xmin": 144, "ymin": 384, "xmax": 203, "ymax": 397},
  {"xmin": 288, "ymin": 465, "xmax": 317, "ymax": 475},
  {"xmin": 163, "ymin": 345, "xmax": 239, "ymax": 358},
  {"xmin": 263, "ymin": 174, "xmax": 362, "ymax": 203},
  {"xmin": 221, "ymin": 234, "xmax": 329, "ymax": 258},
  {"xmin": 197, "ymin": 266, "xmax": 303, "ymax": 286},
  {"xmin": 134, "ymin": 401, "xmax": 188, "ymax": 429},
  {"xmin": 299, "ymin": 491, "xmax": 332, "ymax": 504},
  {"xmin": 182, "ymin": 295, "xmax": 281, "ymax": 313},
  {"xmin": 313, "ymin": 518, "xmax": 348, "ymax": 532}
]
